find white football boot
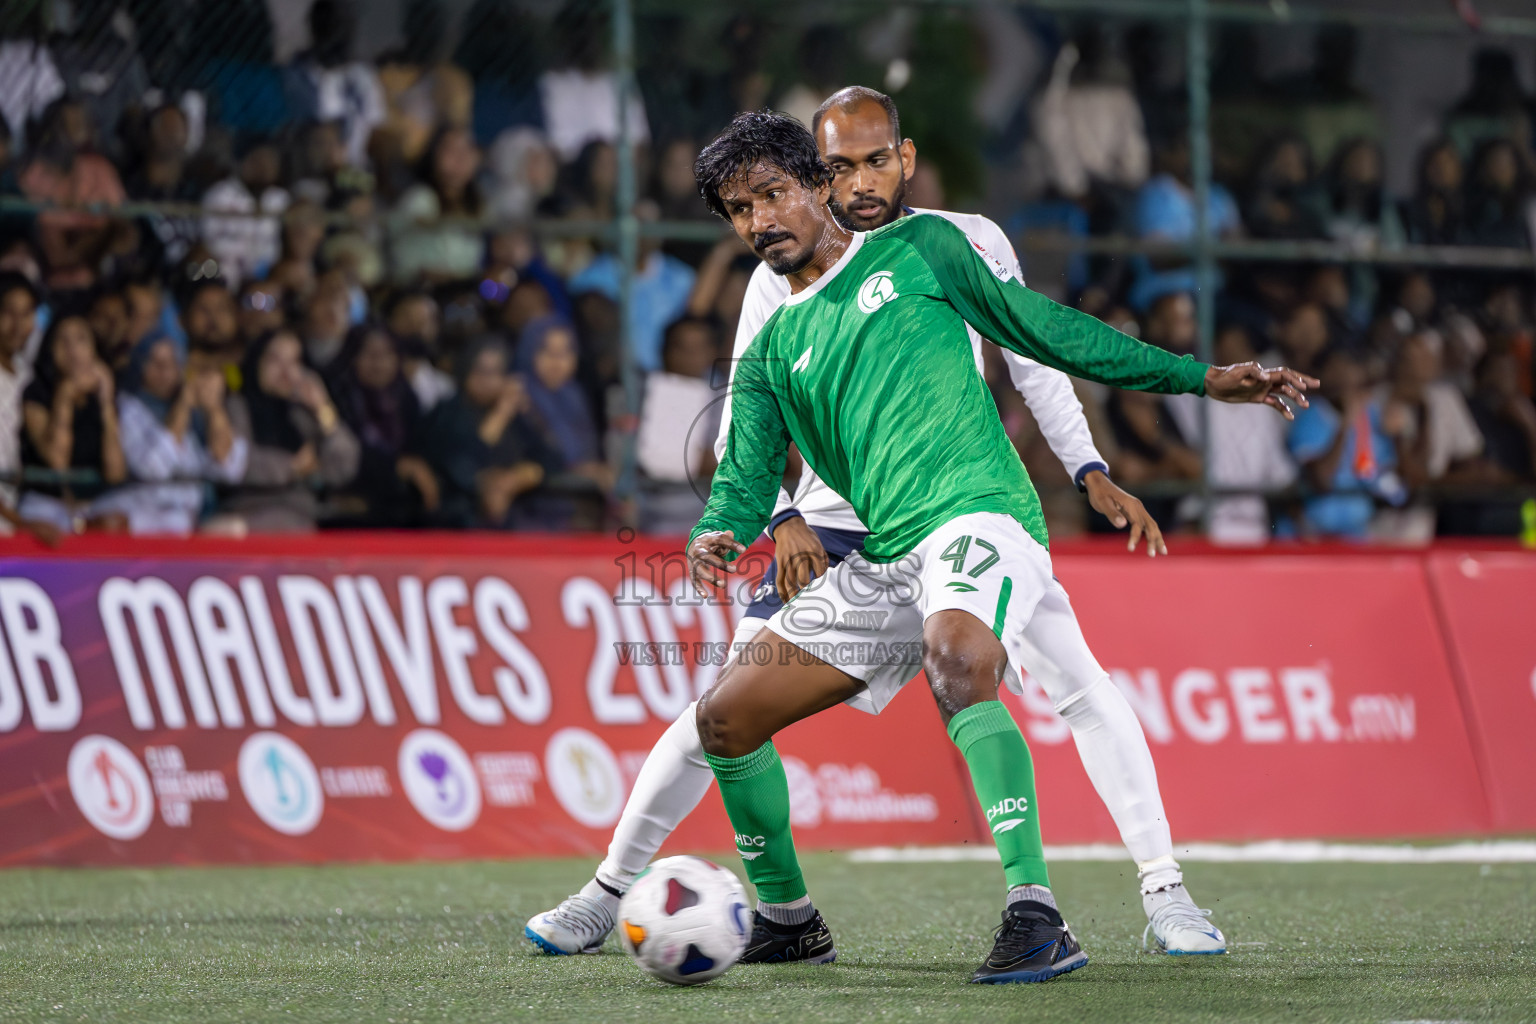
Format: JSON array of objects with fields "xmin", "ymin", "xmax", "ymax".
[
  {"xmin": 525, "ymin": 893, "xmax": 615, "ymax": 955},
  {"xmin": 1142, "ymin": 884, "xmax": 1227, "ymax": 955}
]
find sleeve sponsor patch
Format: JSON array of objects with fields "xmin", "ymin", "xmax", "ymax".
[{"xmin": 968, "ymin": 237, "xmax": 1015, "ymax": 283}]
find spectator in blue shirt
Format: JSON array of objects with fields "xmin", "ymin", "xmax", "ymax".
[
  {"xmin": 567, "ymin": 199, "xmax": 694, "ymax": 372},
  {"xmin": 1288, "ymin": 348, "xmax": 1407, "ymax": 538},
  {"xmin": 1130, "ymin": 134, "xmax": 1241, "ymax": 310}
]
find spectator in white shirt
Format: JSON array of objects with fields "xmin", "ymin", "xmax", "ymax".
[
  {"xmin": 488, "ymin": 128, "xmax": 560, "ymax": 223},
  {"xmin": 635, "ymin": 317, "xmax": 721, "ymax": 532},
  {"xmin": 390, "ymin": 126, "xmax": 487, "ymax": 285},
  {"xmin": 1032, "ymin": 28, "xmax": 1150, "ymax": 201},
  {"xmin": 52, "ymin": 1, "xmax": 150, "ymax": 163},
  {"xmin": 1166, "ymin": 322, "xmax": 1299, "ymax": 543},
  {"xmin": 537, "ymin": 20, "xmax": 649, "ymax": 162},
  {"xmin": 0, "ymin": 23, "xmax": 64, "ymax": 153},
  {"xmin": 1382, "ymin": 329, "xmax": 1488, "ymax": 488},
  {"xmin": 116, "ymin": 335, "xmax": 248, "ymax": 535},
  {"xmin": 282, "ymin": 0, "xmax": 385, "ymax": 169},
  {"xmin": 202, "ymin": 138, "xmax": 291, "ymax": 288},
  {"xmin": 385, "ymin": 290, "xmax": 455, "ymax": 412},
  {"xmin": 0, "ymin": 272, "xmax": 38, "ymax": 519}
]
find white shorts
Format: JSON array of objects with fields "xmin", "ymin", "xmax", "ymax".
[
  {"xmin": 763, "ymin": 511, "xmax": 1055, "ymax": 715},
  {"xmin": 730, "ymin": 615, "xmax": 770, "ymax": 651}
]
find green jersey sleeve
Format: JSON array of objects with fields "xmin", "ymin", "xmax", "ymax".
[
  {"xmin": 687, "ymin": 342, "xmax": 790, "ymax": 553},
  {"xmin": 896, "ymin": 215, "xmax": 1211, "ymax": 395}
]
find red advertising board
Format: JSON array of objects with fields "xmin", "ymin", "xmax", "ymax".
[
  {"xmin": 1425, "ymin": 551, "xmax": 1536, "ymax": 831},
  {"xmin": 0, "ymin": 535, "xmax": 1527, "ymax": 868},
  {"xmin": 0, "ymin": 538, "xmax": 978, "ymax": 867},
  {"xmin": 1009, "ymin": 554, "xmax": 1490, "ymax": 842}
]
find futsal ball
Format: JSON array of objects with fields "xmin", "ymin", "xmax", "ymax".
[{"xmin": 618, "ymin": 855, "xmax": 750, "ymax": 985}]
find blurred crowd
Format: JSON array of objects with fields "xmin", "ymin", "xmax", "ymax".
[
  {"xmin": 1012, "ymin": 26, "xmax": 1536, "ymax": 542},
  {"xmin": 0, "ymin": 0, "xmax": 1533, "ymax": 542}
]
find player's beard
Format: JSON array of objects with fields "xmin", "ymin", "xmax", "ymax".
[
  {"xmin": 828, "ymin": 173, "xmax": 909, "ymax": 233},
  {"xmin": 754, "ymin": 230, "xmax": 817, "ymax": 276}
]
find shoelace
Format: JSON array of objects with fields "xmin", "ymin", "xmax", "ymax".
[
  {"xmin": 991, "ymin": 910, "xmax": 1057, "ymax": 959},
  {"xmin": 546, "ymin": 893, "xmax": 614, "ymax": 944},
  {"xmin": 1142, "ymin": 899, "xmax": 1216, "ymax": 953}
]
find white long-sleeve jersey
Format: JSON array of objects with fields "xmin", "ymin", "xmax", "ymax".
[{"xmin": 713, "ymin": 207, "xmax": 1108, "ymax": 536}]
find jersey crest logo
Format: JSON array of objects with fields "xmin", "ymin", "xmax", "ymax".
[
  {"xmin": 857, "ymin": 271, "xmax": 899, "ymax": 314},
  {"xmin": 792, "ymin": 346, "xmax": 813, "ymax": 373}
]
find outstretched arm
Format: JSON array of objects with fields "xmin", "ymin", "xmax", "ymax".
[
  {"xmin": 906, "ymin": 215, "xmax": 1315, "ymax": 413},
  {"xmin": 959, "ymin": 217, "xmax": 1165, "ymax": 553},
  {"xmin": 909, "ymin": 214, "xmax": 1207, "ymax": 392},
  {"xmin": 961, "ymin": 216, "xmax": 1111, "ymax": 484}
]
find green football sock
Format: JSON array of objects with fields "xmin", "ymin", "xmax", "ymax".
[
  {"xmin": 704, "ymin": 743, "xmax": 808, "ymax": 904},
  {"xmin": 948, "ymin": 700, "xmax": 1050, "ymax": 889}
]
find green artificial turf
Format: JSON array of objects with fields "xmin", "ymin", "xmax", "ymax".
[{"xmin": 1, "ymin": 854, "xmax": 1532, "ymax": 1023}]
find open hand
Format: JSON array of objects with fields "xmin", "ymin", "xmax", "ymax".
[
  {"xmin": 1083, "ymin": 470, "xmax": 1166, "ymax": 556},
  {"xmin": 688, "ymin": 530, "xmax": 747, "ymax": 596},
  {"xmin": 1204, "ymin": 362, "xmax": 1318, "ymax": 420}
]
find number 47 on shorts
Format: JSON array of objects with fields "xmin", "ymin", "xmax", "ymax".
[{"xmin": 940, "ymin": 535, "xmax": 1000, "ymax": 579}]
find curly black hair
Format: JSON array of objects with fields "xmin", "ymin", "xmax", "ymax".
[{"xmin": 694, "ymin": 111, "xmax": 832, "ymax": 221}]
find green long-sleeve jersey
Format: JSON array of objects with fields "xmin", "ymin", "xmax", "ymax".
[{"xmin": 691, "ymin": 213, "xmax": 1211, "ymax": 563}]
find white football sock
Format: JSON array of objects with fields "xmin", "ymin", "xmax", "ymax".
[
  {"xmin": 1019, "ymin": 581, "xmax": 1179, "ymax": 888},
  {"xmin": 593, "ymin": 700, "xmax": 714, "ymax": 894},
  {"xmin": 577, "ymin": 876, "xmax": 621, "ymax": 917},
  {"xmin": 1056, "ymin": 676, "xmax": 1179, "ymax": 887},
  {"xmin": 1135, "ymin": 855, "xmax": 1184, "ymax": 895}
]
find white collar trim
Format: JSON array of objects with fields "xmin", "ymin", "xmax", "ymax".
[{"xmin": 783, "ymin": 229, "xmax": 865, "ymax": 306}]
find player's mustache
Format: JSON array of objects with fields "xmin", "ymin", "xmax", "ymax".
[
  {"xmin": 848, "ymin": 196, "xmax": 888, "ymax": 212},
  {"xmin": 753, "ymin": 230, "xmax": 794, "ymax": 252}
]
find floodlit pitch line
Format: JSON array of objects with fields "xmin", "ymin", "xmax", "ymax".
[{"xmin": 847, "ymin": 840, "xmax": 1536, "ymax": 864}]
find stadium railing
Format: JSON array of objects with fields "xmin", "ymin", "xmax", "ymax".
[{"xmin": 7, "ymin": 0, "xmax": 1536, "ymax": 540}]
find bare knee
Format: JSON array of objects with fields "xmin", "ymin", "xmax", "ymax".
[
  {"xmin": 924, "ymin": 645, "xmax": 1002, "ymax": 721},
  {"xmin": 696, "ymin": 668, "xmax": 764, "ymax": 759},
  {"xmin": 923, "ymin": 614, "xmax": 1008, "ymax": 723}
]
